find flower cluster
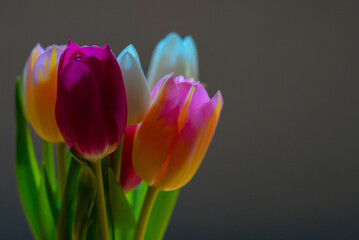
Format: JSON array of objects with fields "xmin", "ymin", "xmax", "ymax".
[{"xmin": 16, "ymin": 33, "xmax": 223, "ymax": 240}]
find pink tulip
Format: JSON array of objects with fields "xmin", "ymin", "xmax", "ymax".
[
  {"xmin": 55, "ymin": 41, "xmax": 127, "ymax": 162},
  {"xmin": 133, "ymin": 74, "xmax": 223, "ymax": 190}
]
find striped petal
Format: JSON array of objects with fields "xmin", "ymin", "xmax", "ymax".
[
  {"xmin": 133, "ymin": 75, "xmax": 179, "ymax": 185},
  {"xmin": 25, "ymin": 45, "xmax": 64, "ymax": 142},
  {"xmin": 156, "ymin": 91, "xmax": 223, "ymax": 190}
]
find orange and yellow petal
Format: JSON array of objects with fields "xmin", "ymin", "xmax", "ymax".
[
  {"xmin": 25, "ymin": 45, "xmax": 64, "ymax": 142},
  {"xmin": 153, "ymin": 84, "xmax": 197, "ymax": 189},
  {"xmin": 156, "ymin": 91, "xmax": 223, "ymax": 190},
  {"xmin": 133, "ymin": 75, "xmax": 179, "ymax": 185}
]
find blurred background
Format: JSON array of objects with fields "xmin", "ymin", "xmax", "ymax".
[{"xmin": 1, "ymin": 0, "xmax": 359, "ymax": 239}]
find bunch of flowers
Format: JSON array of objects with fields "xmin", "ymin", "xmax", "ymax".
[{"xmin": 15, "ymin": 33, "xmax": 223, "ymax": 240}]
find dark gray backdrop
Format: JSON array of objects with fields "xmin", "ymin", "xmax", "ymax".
[{"xmin": 1, "ymin": 1, "xmax": 359, "ymax": 239}]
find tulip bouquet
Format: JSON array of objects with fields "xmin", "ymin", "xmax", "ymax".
[{"xmin": 15, "ymin": 33, "xmax": 223, "ymax": 240}]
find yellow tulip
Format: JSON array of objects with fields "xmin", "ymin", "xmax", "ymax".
[{"xmin": 23, "ymin": 44, "xmax": 65, "ymax": 142}]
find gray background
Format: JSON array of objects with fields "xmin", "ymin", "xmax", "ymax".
[{"xmin": 1, "ymin": 0, "xmax": 359, "ymax": 239}]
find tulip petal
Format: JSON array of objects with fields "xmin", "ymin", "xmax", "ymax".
[
  {"xmin": 147, "ymin": 33, "xmax": 186, "ymax": 88},
  {"xmin": 77, "ymin": 46, "xmax": 103, "ymax": 60},
  {"xmin": 120, "ymin": 125, "xmax": 141, "ymax": 192},
  {"xmin": 151, "ymin": 74, "xmax": 168, "ymax": 98},
  {"xmin": 26, "ymin": 45, "xmax": 64, "ymax": 142},
  {"xmin": 153, "ymin": 84, "xmax": 196, "ymax": 187},
  {"xmin": 32, "ymin": 46, "xmax": 63, "ymax": 84},
  {"xmin": 182, "ymin": 36, "xmax": 199, "ymax": 81},
  {"xmin": 56, "ymin": 42, "xmax": 127, "ymax": 161},
  {"xmin": 56, "ymin": 60, "xmax": 111, "ymax": 161},
  {"xmin": 23, "ymin": 44, "xmax": 44, "ymax": 111},
  {"xmin": 58, "ymin": 40, "xmax": 79, "ymax": 72},
  {"xmin": 175, "ymin": 79, "xmax": 209, "ymax": 115},
  {"xmin": 117, "ymin": 44, "xmax": 140, "ymax": 64},
  {"xmin": 100, "ymin": 45, "xmax": 127, "ymax": 144},
  {"xmin": 156, "ymin": 91, "xmax": 223, "ymax": 190},
  {"xmin": 133, "ymin": 76, "xmax": 179, "ymax": 185},
  {"xmin": 117, "ymin": 45, "xmax": 151, "ymax": 125}
]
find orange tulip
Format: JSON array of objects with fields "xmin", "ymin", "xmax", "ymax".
[
  {"xmin": 133, "ymin": 74, "xmax": 223, "ymax": 191},
  {"xmin": 23, "ymin": 44, "xmax": 65, "ymax": 142}
]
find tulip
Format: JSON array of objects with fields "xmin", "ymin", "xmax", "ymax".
[
  {"xmin": 117, "ymin": 45, "xmax": 151, "ymax": 125},
  {"xmin": 23, "ymin": 44, "xmax": 65, "ymax": 142},
  {"xmin": 133, "ymin": 74, "xmax": 223, "ymax": 191},
  {"xmin": 55, "ymin": 40, "xmax": 127, "ymax": 162},
  {"xmin": 147, "ymin": 33, "xmax": 199, "ymax": 89},
  {"xmin": 118, "ymin": 125, "xmax": 141, "ymax": 192}
]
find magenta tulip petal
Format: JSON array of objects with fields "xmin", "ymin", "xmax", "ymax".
[
  {"xmin": 151, "ymin": 73, "xmax": 170, "ymax": 99},
  {"xmin": 99, "ymin": 45, "xmax": 127, "ymax": 142},
  {"xmin": 77, "ymin": 45, "xmax": 103, "ymax": 59},
  {"xmin": 186, "ymin": 82, "xmax": 210, "ymax": 115},
  {"xmin": 56, "ymin": 60, "xmax": 109, "ymax": 160},
  {"xmin": 56, "ymin": 41, "xmax": 127, "ymax": 162},
  {"xmin": 58, "ymin": 40, "xmax": 80, "ymax": 72}
]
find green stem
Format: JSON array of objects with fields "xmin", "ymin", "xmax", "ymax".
[
  {"xmin": 134, "ymin": 186, "xmax": 160, "ymax": 240},
  {"xmin": 56, "ymin": 142, "xmax": 67, "ymax": 200},
  {"xmin": 42, "ymin": 140, "xmax": 56, "ymax": 192},
  {"xmin": 112, "ymin": 137, "xmax": 124, "ymax": 180},
  {"xmin": 93, "ymin": 160, "xmax": 109, "ymax": 240}
]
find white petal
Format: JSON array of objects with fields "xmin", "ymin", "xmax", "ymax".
[
  {"xmin": 147, "ymin": 33, "xmax": 199, "ymax": 89},
  {"xmin": 118, "ymin": 46, "xmax": 152, "ymax": 125},
  {"xmin": 183, "ymin": 36, "xmax": 199, "ymax": 81}
]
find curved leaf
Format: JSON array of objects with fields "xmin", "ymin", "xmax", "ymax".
[
  {"xmin": 109, "ymin": 169, "xmax": 136, "ymax": 240},
  {"xmin": 15, "ymin": 77, "xmax": 40, "ymax": 239},
  {"xmin": 56, "ymin": 157, "xmax": 80, "ymax": 240},
  {"xmin": 72, "ymin": 162, "xmax": 97, "ymax": 240},
  {"xmin": 42, "ymin": 140, "xmax": 58, "ymax": 199},
  {"xmin": 38, "ymin": 162, "xmax": 57, "ymax": 240}
]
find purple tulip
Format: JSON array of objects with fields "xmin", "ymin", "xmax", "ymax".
[{"xmin": 55, "ymin": 40, "xmax": 127, "ymax": 162}]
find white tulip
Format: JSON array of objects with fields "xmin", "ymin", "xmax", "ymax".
[
  {"xmin": 147, "ymin": 32, "xmax": 199, "ymax": 89},
  {"xmin": 117, "ymin": 45, "xmax": 152, "ymax": 126}
]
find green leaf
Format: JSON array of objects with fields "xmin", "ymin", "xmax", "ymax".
[
  {"xmin": 72, "ymin": 162, "xmax": 97, "ymax": 240},
  {"xmin": 125, "ymin": 189, "xmax": 136, "ymax": 208},
  {"xmin": 37, "ymin": 162, "xmax": 57, "ymax": 240},
  {"xmin": 145, "ymin": 189, "xmax": 180, "ymax": 240},
  {"xmin": 108, "ymin": 169, "xmax": 136, "ymax": 240},
  {"xmin": 85, "ymin": 204, "xmax": 100, "ymax": 240},
  {"xmin": 56, "ymin": 157, "xmax": 80, "ymax": 240},
  {"xmin": 15, "ymin": 77, "xmax": 40, "ymax": 240},
  {"xmin": 42, "ymin": 139, "xmax": 58, "ymax": 198},
  {"xmin": 101, "ymin": 156, "xmax": 114, "ymax": 240}
]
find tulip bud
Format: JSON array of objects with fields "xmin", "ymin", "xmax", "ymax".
[
  {"xmin": 147, "ymin": 33, "xmax": 199, "ymax": 89},
  {"xmin": 133, "ymin": 74, "xmax": 223, "ymax": 191},
  {"xmin": 117, "ymin": 45, "xmax": 151, "ymax": 125},
  {"xmin": 23, "ymin": 44, "xmax": 65, "ymax": 142},
  {"xmin": 55, "ymin": 41, "xmax": 127, "ymax": 162}
]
